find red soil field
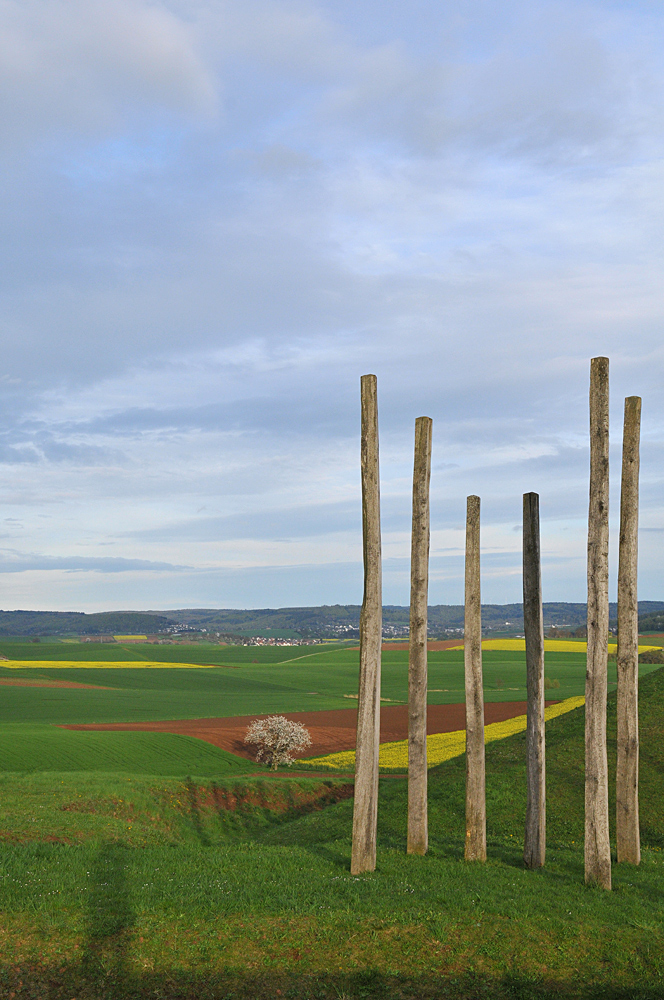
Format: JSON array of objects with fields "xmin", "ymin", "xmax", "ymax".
[{"xmin": 63, "ymin": 700, "xmax": 555, "ymax": 762}]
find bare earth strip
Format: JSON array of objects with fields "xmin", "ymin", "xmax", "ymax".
[{"xmin": 62, "ymin": 700, "xmax": 557, "ymax": 762}]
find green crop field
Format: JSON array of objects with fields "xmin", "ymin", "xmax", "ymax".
[
  {"xmin": 0, "ymin": 724, "xmax": 260, "ymax": 776},
  {"xmin": 1, "ymin": 669, "xmax": 663, "ymax": 999},
  {"xmin": 0, "ymin": 639, "xmax": 353, "ymax": 665},
  {"xmin": 1, "ymin": 644, "xmax": 660, "ymax": 721}
]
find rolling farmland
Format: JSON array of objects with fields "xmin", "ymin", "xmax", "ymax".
[
  {"xmin": 1, "ymin": 637, "xmax": 664, "ymax": 998},
  {"xmin": 0, "ymin": 640, "xmax": 661, "ymax": 775},
  {"xmin": 1, "ymin": 666, "xmax": 664, "ymax": 999}
]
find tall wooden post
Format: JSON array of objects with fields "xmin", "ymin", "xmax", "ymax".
[
  {"xmin": 617, "ymin": 395, "xmax": 641, "ymax": 865},
  {"xmin": 523, "ymin": 492, "xmax": 545, "ymax": 869},
  {"xmin": 407, "ymin": 416, "xmax": 433, "ymax": 856},
  {"xmin": 585, "ymin": 356, "xmax": 611, "ymax": 889},
  {"xmin": 464, "ymin": 495, "xmax": 486, "ymax": 861},
  {"xmin": 351, "ymin": 374, "xmax": 382, "ymax": 875}
]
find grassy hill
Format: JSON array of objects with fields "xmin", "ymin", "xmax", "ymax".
[
  {"xmin": 0, "ymin": 669, "xmax": 663, "ymax": 998},
  {"xmin": 0, "ymin": 609, "xmax": 175, "ymax": 636},
  {"xmin": 638, "ymin": 611, "xmax": 664, "ymax": 632},
  {"xmin": 147, "ymin": 601, "xmax": 664, "ymax": 636},
  {"xmin": 3, "ymin": 602, "xmax": 664, "ymax": 640}
]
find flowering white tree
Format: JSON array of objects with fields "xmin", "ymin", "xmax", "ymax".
[{"xmin": 244, "ymin": 715, "xmax": 312, "ymax": 770}]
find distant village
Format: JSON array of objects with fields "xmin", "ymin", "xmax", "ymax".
[{"xmin": 72, "ymin": 620, "xmax": 575, "ymax": 646}]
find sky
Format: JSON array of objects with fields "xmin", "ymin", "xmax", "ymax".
[{"xmin": 1, "ymin": 0, "xmax": 663, "ymax": 612}]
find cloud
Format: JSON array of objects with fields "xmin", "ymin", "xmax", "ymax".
[
  {"xmin": 0, "ymin": 550, "xmax": 189, "ymax": 573},
  {"xmin": 124, "ymin": 500, "xmax": 360, "ymax": 542},
  {"xmin": 0, "ymin": 0, "xmax": 216, "ymax": 145}
]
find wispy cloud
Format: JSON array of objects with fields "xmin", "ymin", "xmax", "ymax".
[{"xmin": 0, "ymin": 550, "xmax": 190, "ymax": 574}]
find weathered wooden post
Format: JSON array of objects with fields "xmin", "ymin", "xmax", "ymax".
[
  {"xmin": 407, "ymin": 416, "xmax": 433, "ymax": 856},
  {"xmin": 464, "ymin": 495, "xmax": 486, "ymax": 861},
  {"xmin": 351, "ymin": 374, "xmax": 382, "ymax": 875},
  {"xmin": 585, "ymin": 356, "xmax": 611, "ymax": 889},
  {"xmin": 617, "ymin": 395, "xmax": 641, "ymax": 865},
  {"xmin": 523, "ymin": 492, "xmax": 545, "ymax": 869}
]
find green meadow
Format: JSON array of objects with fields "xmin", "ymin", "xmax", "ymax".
[
  {"xmin": 1, "ymin": 668, "xmax": 663, "ymax": 999},
  {"xmin": 0, "ymin": 724, "xmax": 259, "ymax": 776}
]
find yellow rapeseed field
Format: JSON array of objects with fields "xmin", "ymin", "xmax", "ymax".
[
  {"xmin": 445, "ymin": 639, "xmax": 661, "ymax": 653},
  {"xmin": 307, "ymin": 695, "xmax": 586, "ymax": 771},
  {"xmin": 5, "ymin": 660, "xmax": 217, "ymax": 669}
]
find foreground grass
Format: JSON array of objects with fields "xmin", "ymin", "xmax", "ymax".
[
  {"xmin": 1, "ymin": 841, "xmax": 663, "ymax": 999},
  {"xmin": 1, "ymin": 670, "xmax": 663, "ymax": 998}
]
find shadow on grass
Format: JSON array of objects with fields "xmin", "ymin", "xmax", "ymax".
[
  {"xmin": 0, "ymin": 964, "xmax": 662, "ymax": 1000},
  {"xmin": 80, "ymin": 840, "xmax": 135, "ymax": 989}
]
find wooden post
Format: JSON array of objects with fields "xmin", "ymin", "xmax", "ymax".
[
  {"xmin": 351, "ymin": 374, "xmax": 382, "ymax": 875},
  {"xmin": 585, "ymin": 356, "xmax": 611, "ymax": 889},
  {"xmin": 407, "ymin": 416, "xmax": 433, "ymax": 856},
  {"xmin": 464, "ymin": 495, "xmax": 486, "ymax": 861},
  {"xmin": 523, "ymin": 492, "xmax": 545, "ymax": 869},
  {"xmin": 617, "ymin": 395, "xmax": 641, "ymax": 865}
]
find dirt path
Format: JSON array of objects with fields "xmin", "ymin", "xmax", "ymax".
[{"xmin": 62, "ymin": 700, "xmax": 556, "ymax": 762}]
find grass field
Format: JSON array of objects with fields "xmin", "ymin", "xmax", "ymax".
[
  {"xmin": 0, "ymin": 639, "xmax": 352, "ymax": 665},
  {"xmin": 1, "ymin": 668, "xmax": 663, "ymax": 998},
  {"xmin": 3, "ymin": 642, "xmax": 661, "ymax": 711},
  {"xmin": 0, "ymin": 724, "xmax": 261, "ymax": 775}
]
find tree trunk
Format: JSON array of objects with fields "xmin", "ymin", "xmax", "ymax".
[
  {"xmin": 408, "ymin": 416, "xmax": 433, "ymax": 856},
  {"xmin": 464, "ymin": 495, "xmax": 486, "ymax": 861},
  {"xmin": 617, "ymin": 395, "xmax": 641, "ymax": 865},
  {"xmin": 523, "ymin": 492, "xmax": 545, "ymax": 869},
  {"xmin": 351, "ymin": 374, "xmax": 382, "ymax": 875},
  {"xmin": 585, "ymin": 356, "xmax": 611, "ymax": 889}
]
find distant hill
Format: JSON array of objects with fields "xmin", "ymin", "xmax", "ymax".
[
  {"xmin": 143, "ymin": 602, "xmax": 664, "ymax": 638},
  {"xmin": 3, "ymin": 601, "xmax": 662, "ymax": 639},
  {"xmin": 0, "ymin": 610, "xmax": 176, "ymax": 637},
  {"xmin": 638, "ymin": 610, "xmax": 664, "ymax": 632}
]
